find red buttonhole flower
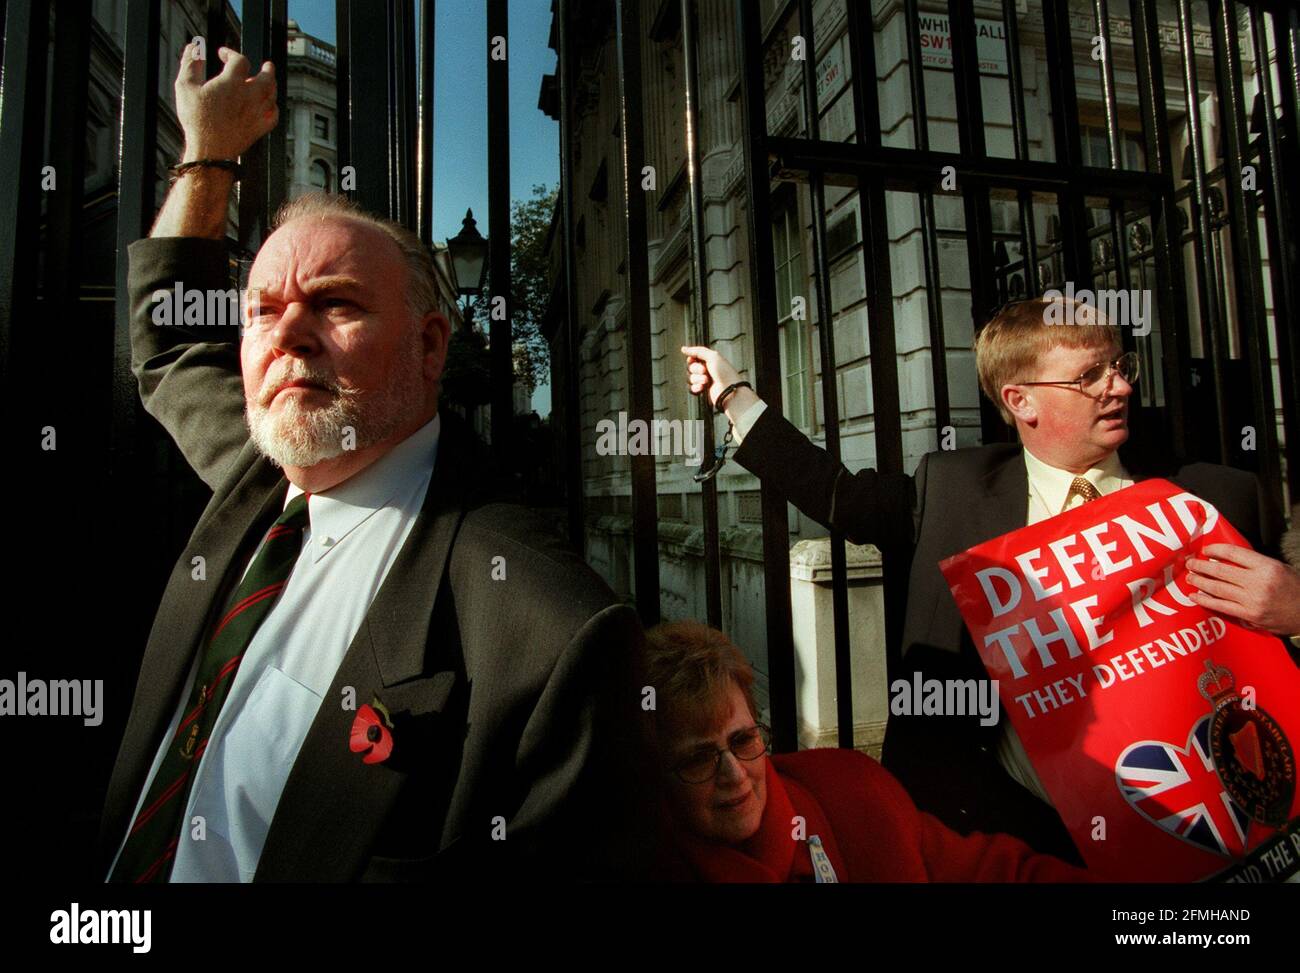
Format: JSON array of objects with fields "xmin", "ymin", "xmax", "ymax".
[{"xmin": 350, "ymin": 701, "xmax": 394, "ymax": 765}]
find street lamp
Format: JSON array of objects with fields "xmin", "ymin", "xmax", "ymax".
[{"xmin": 447, "ymin": 208, "xmax": 489, "ymax": 327}]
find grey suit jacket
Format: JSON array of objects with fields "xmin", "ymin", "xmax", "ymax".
[{"xmin": 97, "ymin": 237, "xmax": 649, "ymax": 882}]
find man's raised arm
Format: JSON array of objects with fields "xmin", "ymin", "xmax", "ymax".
[
  {"xmin": 129, "ymin": 42, "xmax": 279, "ymax": 489},
  {"xmin": 681, "ymin": 343, "xmax": 917, "ymax": 553}
]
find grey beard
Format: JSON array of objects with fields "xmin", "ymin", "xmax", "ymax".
[
  {"xmin": 246, "ymin": 390, "xmax": 366, "ymax": 468},
  {"xmin": 244, "ymin": 329, "xmax": 429, "ymax": 470},
  {"xmin": 245, "ymin": 370, "xmax": 426, "ymax": 469}
]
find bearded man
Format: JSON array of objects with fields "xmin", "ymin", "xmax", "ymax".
[{"xmin": 99, "ymin": 42, "xmax": 646, "ymax": 883}]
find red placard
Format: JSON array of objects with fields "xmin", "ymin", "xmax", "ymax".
[{"xmin": 939, "ymin": 479, "xmax": 1300, "ymax": 881}]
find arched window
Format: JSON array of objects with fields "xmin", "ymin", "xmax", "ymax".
[{"xmin": 310, "ymin": 159, "xmax": 330, "ymax": 192}]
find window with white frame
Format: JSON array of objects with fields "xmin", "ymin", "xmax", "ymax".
[{"xmin": 773, "ymin": 192, "xmax": 813, "ymax": 432}]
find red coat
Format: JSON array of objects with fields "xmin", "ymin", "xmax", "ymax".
[{"xmin": 655, "ymin": 748, "xmax": 1091, "ymax": 882}]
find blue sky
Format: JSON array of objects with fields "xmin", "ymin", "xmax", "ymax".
[{"xmin": 233, "ymin": 0, "xmax": 559, "ymax": 414}]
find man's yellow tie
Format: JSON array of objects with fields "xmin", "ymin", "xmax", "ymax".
[{"xmin": 1063, "ymin": 476, "xmax": 1103, "ymax": 511}]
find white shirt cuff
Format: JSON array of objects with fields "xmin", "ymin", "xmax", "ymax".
[{"xmin": 731, "ymin": 399, "xmax": 767, "ymax": 446}]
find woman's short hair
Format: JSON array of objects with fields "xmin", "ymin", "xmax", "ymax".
[
  {"xmin": 975, "ymin": 297, "xmax": 1121, "ymax": 425},
  {"xmin": 643, "ymin": 620, "xmax": 758, "ymax": 728}
]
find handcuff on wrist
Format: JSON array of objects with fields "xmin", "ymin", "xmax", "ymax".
[
  {"xmin": 693, "ymin": 382, "xmax": 754, "ymax": 483},
  {"xmin": 168, "ymin": 158, "xmax": 242, "ymax": 184}
]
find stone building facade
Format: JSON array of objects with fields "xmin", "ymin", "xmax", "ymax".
[{"xmin": 543, "ymin": 0, "xmax": 1281, "ymax": 752}]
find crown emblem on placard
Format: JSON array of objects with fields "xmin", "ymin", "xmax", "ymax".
[{"xmin": 1197, "ymin": 659, "xmax": 1236, "ymax": 708}]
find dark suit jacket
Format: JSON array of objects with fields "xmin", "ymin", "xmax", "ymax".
[
  {"xmin": 735, "ymin": 405, "xmax": 1280, "ymax": 861},
  {"xmin": 97, "ymin": 237, "xmax": 650, "ymax": 882}
]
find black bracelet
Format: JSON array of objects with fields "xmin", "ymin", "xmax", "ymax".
[
  {"xmin": 715, "ymin": 381, "xmax": 753, "ymax": 415},
  {"xmin": 169, "ymin": 158, "xmax": 242, "ymax": 182}
]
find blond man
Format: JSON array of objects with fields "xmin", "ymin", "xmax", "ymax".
[{"xmin": 682, "ymin": 298, "xmax": 1278, "ymax": 863}]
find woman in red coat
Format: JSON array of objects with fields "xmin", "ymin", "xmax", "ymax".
[{"xmin": 645, "ymin": 620, "xmax": 1090, "ymax": 882}]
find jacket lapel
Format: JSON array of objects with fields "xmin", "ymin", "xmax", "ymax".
[
  {"xmin": 975, "ymin": 450, "xmax": 1029, "ymax": 550},
  {"xmin": 97, "ymin": 449, "xmax": 288, "ymax": 875},
  {"xmin": 254, "ymin": 413, "xmax": 478, "ymax": 882}
]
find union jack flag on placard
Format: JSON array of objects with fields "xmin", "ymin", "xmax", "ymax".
[{"xmin": 1115, "ymin": 716, "xmax": 1252, "ymax": 858}]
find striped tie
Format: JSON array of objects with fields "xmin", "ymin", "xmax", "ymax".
[{"xmin": 110, "ymin": 492, "xmax": 310, "ymax": 883}]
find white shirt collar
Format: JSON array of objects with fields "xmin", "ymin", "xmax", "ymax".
[
  {"xmin": 1023, "ymin": 447, "xmax": 1129, "ymax": 514},
  {"xmin": 285, "ymin": 413, "xmax": 441, "ymax": 561}
]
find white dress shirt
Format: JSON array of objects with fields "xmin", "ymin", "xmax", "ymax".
[
  {"xmin": 732, "ymin": 398, "xmax": 767, "ymax": 445},
  {"xmin": 108, "ymin": 413, "xmax": 440, "ymax": 882}
]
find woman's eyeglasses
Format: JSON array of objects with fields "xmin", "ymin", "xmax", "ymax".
[{"xmin": 671, "ymin": 723, "xmax": 771, "ymax": 784}]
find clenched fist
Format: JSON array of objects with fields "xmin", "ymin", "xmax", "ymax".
[
  {"xmin": 681, "ymin": 344, "xmax": 757, "ymax": 420},
  {"xmin": 175, "ymin": 41, "xmax": 278, "ymax": 163}
]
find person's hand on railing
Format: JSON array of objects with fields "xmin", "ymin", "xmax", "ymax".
[
  {"xmin": 175, "ymin": 41, "xmax": 279, "ymax": 164},
  {"xmin": 682, "ymin": 344, "xmax": 757, "ymax": 423}
]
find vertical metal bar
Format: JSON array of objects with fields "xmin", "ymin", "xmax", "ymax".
[
  {"xmin": 205, "ymin": 0, "xmax": 228, "ymax": 79},
  {"xmin": 798, "ymin": 0, "xmax": 854, "ymax": 749},
  {"xmin": 736, "ymin": 0, "xmax": 796, "ymax": 752},
  {"xmin": 920, "ymin": 192, "xmax": 951, "ymax": 434},
  {"xmin": 902, "ymin": 0, "xmax": 929, "ymax": 151},
  {"xmin": 1109, "ymin": 204, "xmax": 1130, "ymax": 291},
  {"xmin": 1131, "ymin": 0, "xmax": 1190, "ymax": 458},
  {"xmin": 1249, "ymin": 3, "xmax": 1300, "ymax": 498},
  {"xmin": 1093, "ymin": 0, "xmax": 1126, "ymax": 366},
  {"xmin": 950, "ymin": 0, "xmax": 1001, "ymax": 441},
  {"xmin": 862, "ymin": 185, "xmax": 912, "ymax": 682},
  {"xmin": 112, "ymin": 0, "xmax": 160, "ymax": 470},
  {"xmin": 614, "ymin": 0, "xmax": 661, "ymax": 626},
  {"xmin": 902, "ymin": 0, "xmax": 951, "ymax": 440},
  {"xmin": 1003, "ymin": 0, "xmax": 1030, "ymax": 162},
  {"xmin": 340, "ymin": 0, "xmax": 394, "ymax": 217},
  {"xmin": 1280, "ymin": 3, "xmax": 1300, "ymax": 135},
  {"xmin": 1211, "ymin": 0, "xmax": 1280, "ymax": 496},
  {"xmin": 269, "ymin": 1, "xmax": 288, "ymax": 216},
  {"xmin": 238, "ymin": 0, "xmax": 288, "ymax": 249},
  {"xmin": 680, "ymin": 0, "xmax": 722, "ymax": 629},
  {"xmin": 557, "ymin": 0, "xmax": 584, "ymax": 551},
  {"xmin": 1093, "ymin": 0, "xmax": 1122, "ymax": 169},
  {"xmin": 842, "ymin": 0, "xmax": 880, "ymax": 147},
  {"xmin": 0, "ymin": 0, "xmax": 48, "ymax": 398},
  {"xmin": 1177, "ymin": 0, "xmax": 1232, "ymax": 463},
  {"xmin": 947, "ymin": 0, "xmax": 987, "ymax": 158},
  {"xmin": 1023, "ymin": 192, "xmax": 1040, "ymax": 294},
  {"xmin": 1004, "ymin": 0, "xmax": 1039, "ymax": 295},
  {"xmin": 335, "ymin": 0, "xmax": 351, "ymax": 188},
  {"xmin": 43, "ymin": 0, "xmax": 92, "ymax": 442},
  {"xmin": 392, "ymin": 0, "xmax": 418, "ymax": 231},
  {"xmin": 1041, "ymin": 0, "xmax": 1082, "ymax": 165},
  {"xmin": 846, "ymin": 0, "xmax": 908, "ymax": 696},
  {"xmin": 1042, "ymin": 0, "xmax": 1089, "ymax": 286},
  {"xmin": 419, "ymin": 0, "xmax": 436, "ymax": 247},
  {"xmin": 487, "ymin": 0, "xmax": 513, "ymax": 464}
]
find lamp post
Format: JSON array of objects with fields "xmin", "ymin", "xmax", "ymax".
[
  {"xmin": 447, "ymin": 207, "xmax": 488, "ymax": 328},
  {"xmin": 447, "ymin": 209, "xmax": 489, "ymax": 435}
]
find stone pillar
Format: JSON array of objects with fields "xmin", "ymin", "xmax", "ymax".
[{"xmin": 788, "ymin": 537, "xmax": 888, "ymax": 758}]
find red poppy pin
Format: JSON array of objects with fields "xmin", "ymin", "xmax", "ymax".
[{"xmin": 349, "ymin": 698, "xmax": 395, "ymax": 765}]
